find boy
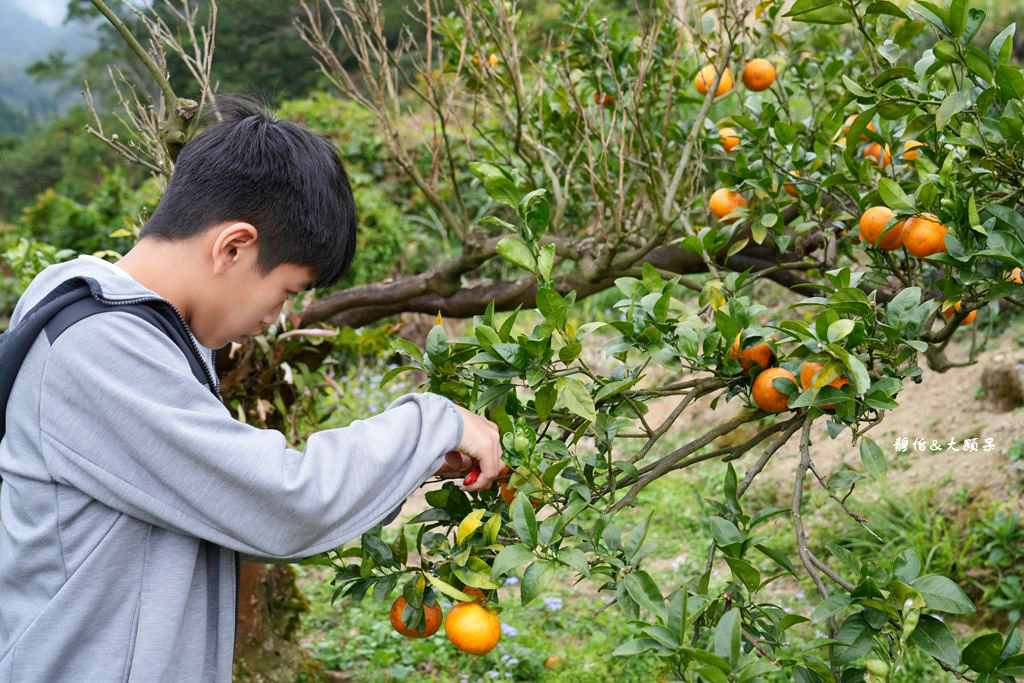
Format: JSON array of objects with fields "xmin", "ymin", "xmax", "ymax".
[{"xmin": 0, "ymin": 94, "xmax": 504, "ymax": 681}]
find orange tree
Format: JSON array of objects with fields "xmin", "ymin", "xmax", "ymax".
[
  {"xmin": 65, "ymin": 0, "xmax": 1024, "ymax": 679},
  {"xmin": 294, "ymin": 0, "xmax": 1024, "ymax": 679}
]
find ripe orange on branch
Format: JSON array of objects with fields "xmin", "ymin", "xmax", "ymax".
[
  {"xmin": 729, "ymin": 333, "xmax": 774, "ymax": 371},
  {"xmin": 719, "ymin": 127, "xmax": 740, "ymax": 152},
  {"xmin": 694, "ymin": 64, "xmax": 733, "ymax": 96},
  {"xmin": 942, "ymin": 301, "xmax": 976, "ymax": 326},
  {"xmin": 799, "ymin": 361, "xmax": 851, "ymax": 410},
  {"xmin": 741, "ymin": 58, "xmax": 776, "ymax": 91},
  {"xmin": 752, "ymin": 367, "xmax": 797, "ymax": 413},
  {"xmin": 709, "ymin": 187, "xmax": 747, "ymax": 222},
  {"xmin": 901, "ymin": 139, "xmax": 926, "ymax": 161},
  {"xmin": 390, "ymin": 596, "xmax": 442, "ymax": 638},
  {"xmin": 844, "ymin": 114, "xmax": 877, "ymax": 140},
  {"xmin": 901, "ymin": 213, "xmax": 947, "ymax": 258},
  {"xmin": 784, "ymin": 170, "xmax": 801, "ymax": 198},
  {"xmin": 863, "ymin": 142, "xmax": 892, "ymax": 167},
  {"xmin": 858, "ymin": 206, "xmax": 903, "ymax": 250},
  {"xmin": 1005, "ymin": 267, "xmax": 1023, "ymax": 284},
  {"xmin": 445, "ymin": 601, "xmax": 501, "ymax": 655}
]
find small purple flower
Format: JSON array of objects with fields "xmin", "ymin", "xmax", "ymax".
[
  {"xmin": 543, "ymin": 597, "xmax": 563, "ymax": 611},
  {"xmin": 458, "ymin": 675, "xmax": 470, "ymax": 683},
  {"xmin": 794, "ymin": 592, "xmax": 806, "ymax": 600},
  {"xmin": 441, "ymin": 600, "xmax": 452, "ymax": 609},
  {"xmin": 487, "ymin": 671, "xmax": 500, "ymax": 678},
  {"xmin": 504, "ymin": 576, "xmax": 519, "ymax": 585},
  {"xmin": 505, "ymin": 657, "xmax": 519, "ymax": 667},
  {"xmin": 500, "ymin": 623, "xmax": 518, "ymax": 637}
]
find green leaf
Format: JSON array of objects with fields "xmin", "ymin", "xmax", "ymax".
[
  {"xmin": 519, "ymin": 189, "xmax": 550, "ymax": 238},
  {"xmin": 962, "ymin": 633, "xmax": 1003, "ymax": 673},
  {"xmin": 909, "ymin": 614, "xmax": 961, "ymax": 666},
  {"xmin": 491, "ymin": 543, "xmax": 534, "ymax": 578},
  {"xmin": 963, "ymin": 8, "xmax": 985, "ymax": 44},
  {"xmin": 827, "ymin": 319, "xmax": 855, "ymax": 343},
  {"xmin": 510, "ymin": 489, "xmax": 539, "ymax": 548},
  {"xmin": 911, "ymin": 575, "xmax": 976, "ymax": 614},
  {"xmin": 496, "ymin": 236, "xmax": 537, "ymax": 272},
  {"xmin": 989, "ymin": 24, "xmax": 1016, "ymax": 65},
  {"xmin": 468, "ymin": 161, "xmax": 521, "ymax": 207},
  {"xmin": 424, "ymin": 574, "xmax": 476, "ymax": 602},
  {"xmin": 714, "ymin": 607, "xmax": 742, "ymax": 666},
  {"xmin": 948, "ymin": 0, "xmax": 967, "ymax": 38},
  {"xmin": 860, "ymin": 437, "xmax": 888, "ymax": 478},
  {"xmin": 724, "ymin": 556, "xmax": 761, "ymax": 591},
  {"xmin": 557, "ymin": 376, "xmax": 596, "ymax": 422},
  {"xmin": 936, "ymin": 88, "xmax": 973, "ymax": 131},
  {"xmin": 878, "ymin": 178, "xmax": 915, "ymax": 211},
  {"xmin": 425, "ymin": 325, "xmax": 448, "ymax": 365},
  {"xmin": 612, "ymin": 638, "xmax": 663, "ymax": 656},
  {"xmin": 865, "ymin": 1, "xmax": 909, "ymax": 18},
  {"xmin": 812, "ymin": 594, "xmax": 851, "ymax": 623},
  {"xmin": 709, "ymin": 516, "xmax": 743, "ymax": 545},
  {"xmin": 784, "ymin": 0, "xmax": 840, "ymax": 17},
  {"xmin": 623, "ymin": 512, "xmax": 654, "ymax": 562},
  {"xmin": 995, "ymin": 64, "xmax": 1024, "ymax": 101},
  {"xmin": 456, "ymin": 508, "xmax": 486, "ymax": 546},
  {"xmin": 537, "ymin": 243, "xmax": 556, "ymax": 280},
  {"xmin": 520, "ymin": 559, "xmax": 555, "ymax": 605},
  {"xmin": 893, "ymin": 549, "xmax": 923, "ymax": 583},
  {"xmin": 623, "ymin": 571, "xmax": 666, "ymax": 620}
]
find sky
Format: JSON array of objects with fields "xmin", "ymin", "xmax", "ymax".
[{"xmin": 12, "ymin": 0, "xmax": 66, "ymax": 27}]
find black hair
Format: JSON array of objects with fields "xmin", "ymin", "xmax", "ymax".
[{"xmin": 139, "ymin": 93, "xmax": 357, "ymax": 290}]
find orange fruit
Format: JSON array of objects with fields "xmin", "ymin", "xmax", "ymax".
[
  {"xmin": 843, "ymin": 114, "xmax": 876, "ymax": 140},
  {"xmin": 901, "ymin": 139, "xmax": 925, "ymax": 161},
  {"xmin": 901, "ymin": 213, "xmax": 947, "ymax": 258},
  {"xmin": 488, "ymin": 53, "xmax": 500, "ymax": 67},
  {"xmin": 741, "ymin": 58, "xmax": 776, "ymax": 91},
  {"xmin": 594, "ymin": 92, "xmax": 615, "ymax": 108},
  {"xmin": 752, "ymin": 367, "xmax": 797, "ymax": 413},
  {"xmin": 694, "ymin": 64, "xmax": 733, "ymax": 97},
  {"xmin": 799, "ymin": 361, "xmax": 852, "ymax": 410},
  {"xmin": 445, "ymin": 601, "xmax": 501, "ymax": 655},
  {"xmin": 1005, "ymin": 267, "xmax": 1022, "ymax": 284},
  {"xmin": 858, "ymin": 206, "xmax": 903, "ymax": 250},
  {"xmin": 709, "ymin": 187, "xmax": 747, "ymax": 222},
  {"xmin": 784, "ymin": 170, "xmax": 800, "ymax": 198},
  {"xmin": 863, "ymin": 142, "xmax": 892, "ymax": 167},
  {"xmin": 390, "ymin": 596, "xmax": 442, "ymax": 638},
  {"xmin": 544, "ymin": 655, "xmax": 563, "ymax": 669},
  {"xmin": 719, "ymin": 127, "xmax": 740, "ymax": 152},
  {"xmin": 942, "ymin": 301, "xmax": 977, "ymax": 326},
  {"xmin": 499, "ymin": 466, "xmax": 542, "ymax": 510},
  {"xmin": 729, "ymin": 333, "xmax": 774, "ymax": 371}
]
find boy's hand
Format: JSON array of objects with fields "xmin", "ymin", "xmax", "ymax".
[{"xmin": 433, "ymin": 405, "xmax": 503, "ymax": 492}]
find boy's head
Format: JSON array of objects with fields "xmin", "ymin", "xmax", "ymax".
[{"xmin": 118, "ymin": 94, "xmax": 357, "ymax": 349}]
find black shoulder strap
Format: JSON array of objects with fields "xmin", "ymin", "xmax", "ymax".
[{"xmin": 0, "ymin": 276, "xmax": 217, "ymax": 446}]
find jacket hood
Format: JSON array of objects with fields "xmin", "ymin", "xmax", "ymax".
[{"xmin": 10, "ymin": 253, "xmax": 217, "ymax": 371}]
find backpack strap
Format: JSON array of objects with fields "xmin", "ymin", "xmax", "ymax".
[{"xmin": 0, "ymin": 276, "xmax": 217, "ymax": 445}]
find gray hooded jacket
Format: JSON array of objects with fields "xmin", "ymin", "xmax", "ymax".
[{"xmin": 0, "ymin": 254, "xmax": 464, "ymax": 681}]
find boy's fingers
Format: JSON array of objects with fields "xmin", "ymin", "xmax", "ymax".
[{"xmin": 460, "ymin": 438, "xmax": 503, "ymax": 492}]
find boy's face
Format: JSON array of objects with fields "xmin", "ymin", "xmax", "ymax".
[
  {"xmin": 113, "ymin": 222, "xmax": 317, "ymax": 351},
  {"xmin": 202, "ymin": 222, "xmax": 316, "ymax": 349}
]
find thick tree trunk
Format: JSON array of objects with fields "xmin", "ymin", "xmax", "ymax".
[{"xmin": 231, "ymin": 563, "xmax": 327, "ymax": 682}]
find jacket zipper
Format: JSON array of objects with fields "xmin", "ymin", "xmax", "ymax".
[{"xmin": 92, "ymin": 292, "xmax": 240, "ymax": 669}]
